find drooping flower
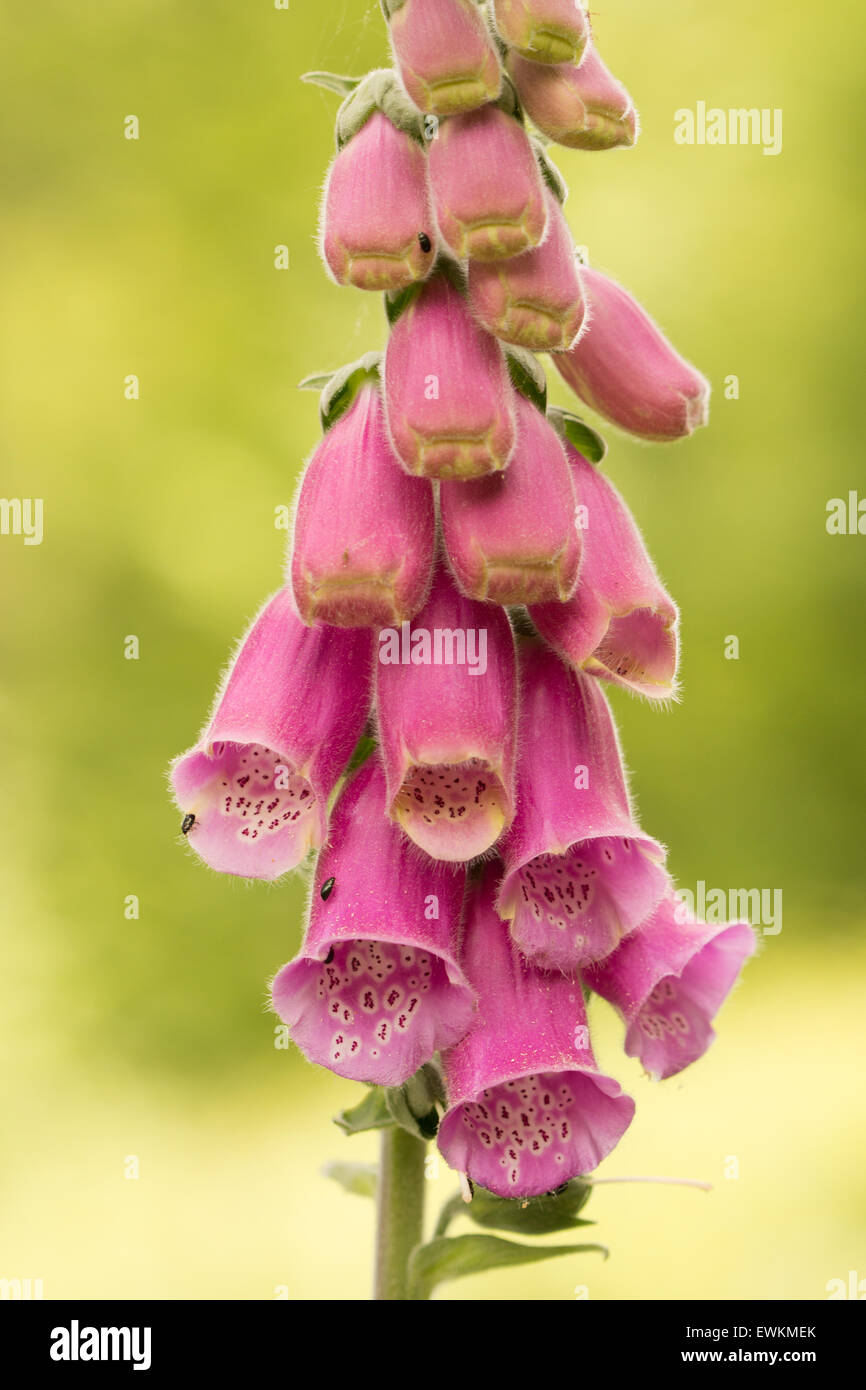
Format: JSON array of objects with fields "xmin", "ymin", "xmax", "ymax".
[
  {"xmin": 498, "ymin": 642, "xmax": 668, "ymax": 971},
  {"xmin": 467, "ymin": 189, "xmax": 587, "ymax": 351},
  {"xmin": 291, "ymin": 379, "xmax": 435, "ymax": 626},
  {"xmin": 271, "ymin": 756, "xmax": 476, "ymax": 1086},
  {"xmin": 375, "ymin": 562, "xmax": 517, "ymax": 861},
  {"xmin": 320, "ymin": 109, "xmax": 435, "ymax": 292},
  {"xmin": 171, "ymin": 589, "xmax": 372, "ymax": 880},
  {"xmin": 382, "ymin": 273, "xmax": 517, "ymax": 479},
  {"xmin": 437, "ymin": 863, "xmax": 635, "ymax": 1197},
  {"xmin": 385, "ymin": 0, "xmax": 502, "ymax": 116},
  {"xmin": 506, "ymin": 43, "xmax": 638, "ymax": 151},
  {"xmin": 584, "ymin": 891, "xmax": 756, "ymax": 1080},
  {"xmin": 492, "ymin": 0, "xmax": 590, "ymax": 66},
  {"xmin": 530, "ymin": 429, "xmax": 679, "ymax": 698},
  {"xmin": 553, "ymin": 266, "xmax": 710, "ymax": 441},
  {"xmin": 428, "ymin": 103, "xmax": 549, "ymax": 260},
  {"xmin": 440, "ymin": 393, "xmax": 581, "ymax": 605}
]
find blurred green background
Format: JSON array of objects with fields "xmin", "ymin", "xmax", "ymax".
[{"xmin": 1, "ymin": 0, "xmax": 864, "ymax": 1300}]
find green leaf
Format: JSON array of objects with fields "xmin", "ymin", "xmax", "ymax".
[
  {"xmin": 321, "ymin": 1161, "xmax": 378, "ymax": 1198},
  {"xmin": 506, "ymin": 346, "xmax": 548, "ymax": 413},
  {"xmin": 333, "ymin": 1087, "xmax": 393, "ymax": 1136},
  {"xmin": 301, "ymin": 72, "xmax": 362, "ymax": 99},
  {"xmin": 436, "ymin": 1178, "xmax": 593, "ymax": 1237},
  {"xmin": 548, "ymin": 406, "xmax": 607, "ymax": 463},
  {"xmin": 408, "ymin": 1234, "xmax": 608, "ymax": 1300}
]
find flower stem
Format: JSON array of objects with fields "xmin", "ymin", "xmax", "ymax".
[{"xmin": 373, "ymin": 1125, "xmax": 427, "ymax": 1300}]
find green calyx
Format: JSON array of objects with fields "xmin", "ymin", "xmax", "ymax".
[
  {"xmin": 506, "ymin": 345, "xmax": 548, "ymax": 413},
  {"xmin": 548, "ymin": 406, "xmax": 608, "ymax": 463},
  {"xmin": 299, "ymin": 351, "xmax": 382, "ymax": 432},
  {"xmin": 532, "ymin": 138, "xmax": 568, "ymax": 204},
  {"xmin": 337, "ymin": 69, "xmax": 426, "ymax": 149}
]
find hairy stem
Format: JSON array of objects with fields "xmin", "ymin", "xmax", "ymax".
[{"xmin": 373, "ymin": 1126, "xmax": 427, "ymax": 1300}]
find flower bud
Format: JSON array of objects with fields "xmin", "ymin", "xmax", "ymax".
[
  {"xmin": 584, "ymin": 891, "xmax": 756, "ymax": 1080},
  {"xmin": 467, "ymin": 190, "xmax": 587, "ymax": 351},
  {"xmin": 383, "ymin": 274, "xmax": 517, "ymax": 479},
  {"xmin": 428, "ymin": 104, "xmax": 549, "ymax": 260},
  {"xmin": 170, "ymin": 589, "xmax": 372, "ymax": 880},
  {"xmin": 507, "ymin": 44, "xmax": 638, "ymax": 151},
  {"xmin": 499, "ymin": 643, "xmax": 668, "ymax": 971},
  {"xmin": 440, "ymin": 394, "xmax": 581, "ymax": 605},
  {"xmin": 321, "ymin": 110, "xmax": 435, "ymax": 292},
  {"xmin": 291, "ymin": 380, "xmax": 435, "ymax": 626},
  {"xmin": 437, "ymin": 864, "xmax": 634, "ymax": 1198},
  {"xmin": 271, "ymin": 757, "xmax": 476, "ymax": 1086},
  {"xmin": 492, "ymin": 0, "xmax": 590, "ymax": 66},
  {"xmin": 385, "ymin": 0, "xmax": 502, "ymax": 116},
  {"xmin": 375, "ymin": 563, "xmax": 518, "ymax": 862},
  {"xmin": 553, "ymin": 266, "xmax": 711, "ymax": 441},
  {"xmin": 530, "ymin": 429, "xmax": 679, "ymax": 698}
]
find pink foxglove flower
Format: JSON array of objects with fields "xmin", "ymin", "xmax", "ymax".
[
  {"xmin": 375, "ymin": 563, "xmax": 517, "ymax": 861},
  {"xmin": 320, "ymin": 110, "xmax": 435, "ymax": 292},
  {"xmin": 492, "ymin": 0, "xmax": 590, "ymax": 66},
  {"xmin": 440, "ymin": 394, "xmax": 581, "ymax": 605},
  {"xmin": 171, "ymin": 589, "xmax": 372, "ymax": 880},
  {"xmin": 585, "ymin": 891, "xmax": 756, "ymax": 1080},
  {"xmin": 271, "ymin": 757, "xmax": 476, "ymax": 1086},
  {"xmin": 438, "ymin": 864, "xmax": 634, "ymax": 1197},
  {"xmin": 554, "ymin": 266, "xmax": 710, "ymax": 441},
  {"xmin": 428, "ymin": 104, "xmax": 549, "ymax": 260},
  {"xmin": 385, "ymin": 0, "xmax": 502, "ymax": 116},
  {"xmin": 507, "ymin": 44, "xmax": 638, "ymax": 151},
  {"xmin": 530, "ymin": 432, "xmax": 679, "ymax": 698},
  {"xmin": 467, "ymin": 189, "xmax": 587, "ymax": 351},
  {"xmin": 291, "ymin": 380, "xmax": 435, "ymax": 626},
  {"xmin": 498, "ymin": 643, "xmax": 667, "ymax": 970},
  {"xmin": 383, "ymin": 273, "xmax": 517, "ymax": 478}
]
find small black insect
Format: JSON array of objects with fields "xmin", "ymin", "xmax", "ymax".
[
  {"xmin": 418, "ymin": 232, "xmax": 432, "ymax": 253},
  {"xmin": 320, "ymin": 876, "xmax": 336, "ymax": 901},
  {"xmin": 181, "ymin": 813, "xmax": 196, "ymax": 835}
]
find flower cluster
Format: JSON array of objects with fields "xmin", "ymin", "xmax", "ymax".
[{"xmin": 171, "ymin": 0, "xmax": 754, "ymax": 1200}]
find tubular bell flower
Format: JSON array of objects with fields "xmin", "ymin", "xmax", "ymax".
[
  {"xmin": 498, "ymin": 642, "xmax": 667, "ymax": 971},
  {"xmin": 440, "ymin": 393, "xmax": 581, "ymax": 605},
  {"xmin": 467, "ymin": 189, "xmax": 587, "ymax": 351},
  {"xmin": 492, "ymin": 0, "xmax": 590, "ymax": 66},
  {"xmin": 171, "ymin": 589, "xmax": 372, "ymax": 880},
  {"xmin": 554, "ymin": 266, "xmax": 711, "ymax": 441},
  {"xmin": 584, "ymin": 892, "xmax": 756, "ymax": 1080},
  {"xmin": 530, "ymin": 428, "xmax": 679, "ymax": 698},
  {"xmin": 428, "ymin": 103, "xmax": 549, "ymax": 260},
  {"xmin": 506, "ymin": 44, "xmax": 638, "ymax": 151},
  {"xmin": 291, "ymin": 379, "xmax": 435, "ymax": 626},
  {"xmin": 320, "ymin": 109, "xmax": 435, "ymax": 292},
  {"xmin": 383, "ymin": 273, "xmax": 517, "ymax": 479},
  {"xmin": 385, "ymin": 0, "xmax": 502, "ymax": 116},
  {"xmin": 271, "ymin": 756, "xmax": 476, "ymax": 1086},
  {"xmin": 438, "ymin": 864, "xmax": 635, "ymax": 1198},
  {"xmin": 375, "ymin": 563, "xmax": 517, "ymax": 862}
]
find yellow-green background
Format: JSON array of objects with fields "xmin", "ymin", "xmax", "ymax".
[{"xmin": 1, "ymin": 0, "xmax": 864, "ymax": 1300}]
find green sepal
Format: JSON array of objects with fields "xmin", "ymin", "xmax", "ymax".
[
  {"xmin": 506, "ymin": 346, "xmax": 548, "ymax": 412},
  {"xmin": 301, "ymin": 72, "xmax": 362, "ymax": 99},
  {"xmin": 305, "ymin": 351, "xmax": 382, "ymax": 433},
  {"xmin": 408, "ymin": 1234, "xmax": 608, "ymax": 1300},
  {"xmin": 383, "ymin": 257, "xmax": 465, "ymax": 327},
  {"xmin": 548, "ymin": 406, "xmax": 608, "ymax": 463},
  {"xmin": 384, "ymin": 281, "xmax": 424, "ymax": 329},
  {"xmin": 332, "ymin": 1086, "xmax": 394, "ymax": 1136},
  {"xmin": 335, "ymin": 69, "xmax": 425, "ymax": 150},
  {"xmin": 385, "ymin": 1062, "xmax": 445, "ymax": 1141},
  {"xmin": 436, "ymin": 1178, "xmax": 593, "ymax": 1237},
  {"xmin": 321, "ymin": 1160, "xmax": 378, "ymax": 1198},
  {"xmin": 532, "ymin": 138, "xmax": 568, "ymax": 205}
]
